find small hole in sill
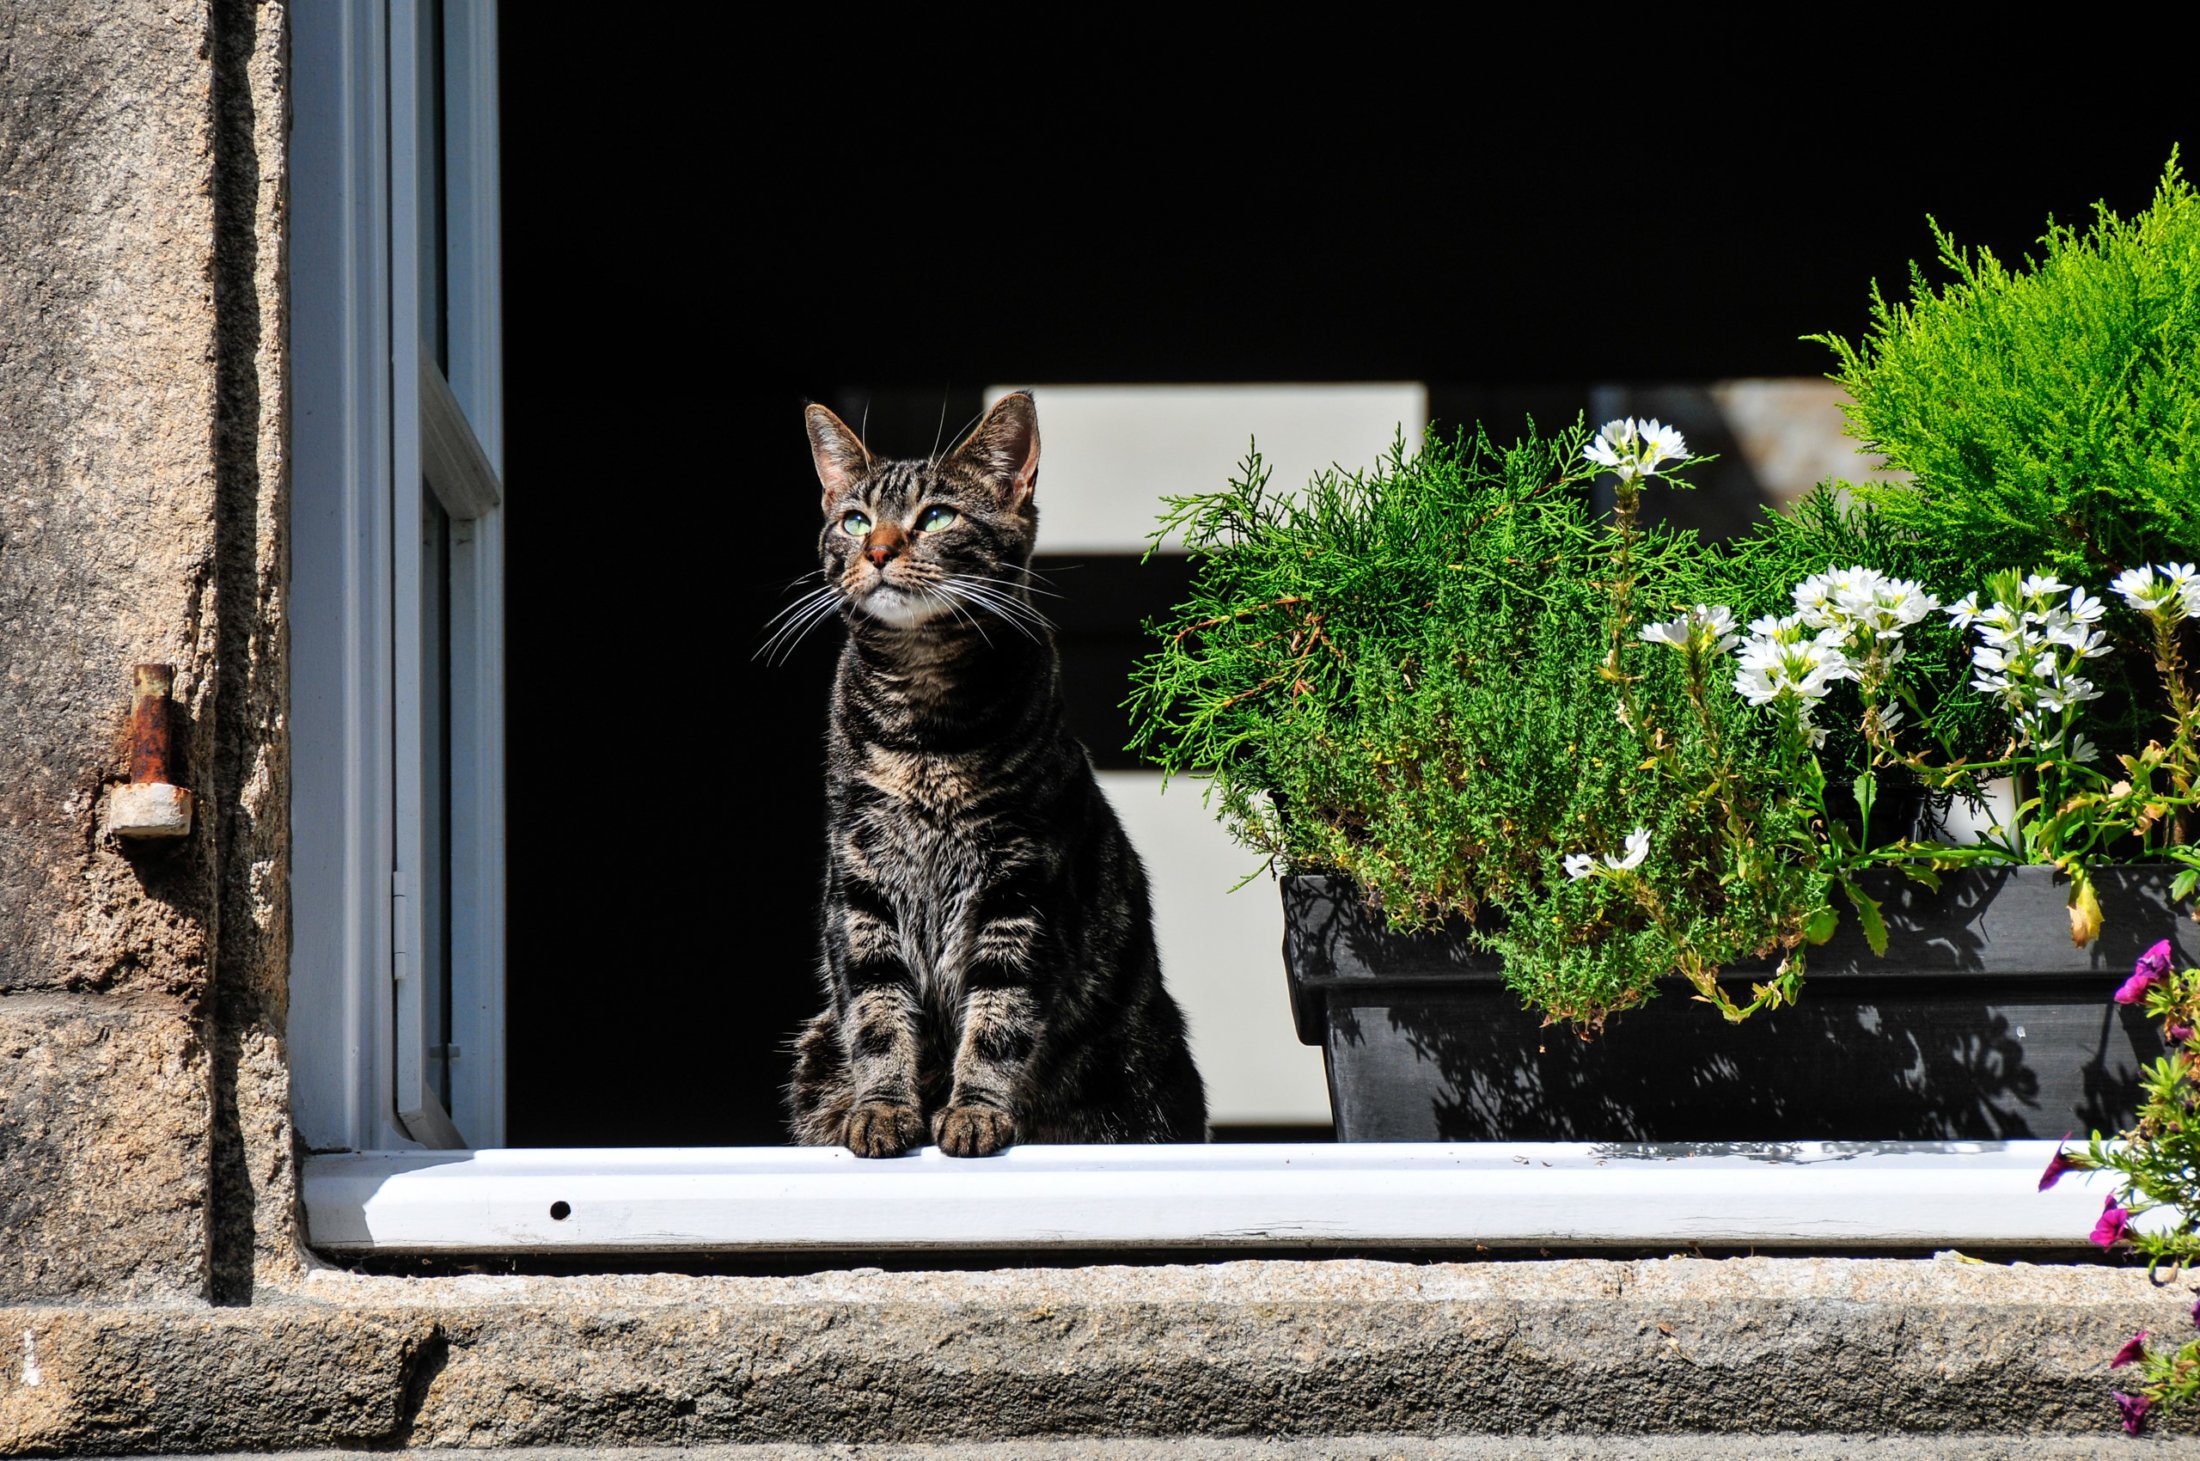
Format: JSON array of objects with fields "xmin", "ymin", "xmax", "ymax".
[{"xmin": 549, "ymin": 1201, "xmax": 572, "ymax": 1221}]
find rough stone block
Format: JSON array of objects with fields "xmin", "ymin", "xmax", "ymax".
[
  {"xmin": 0, "ymin": 1259, "xmax": 2189, "ymax": 1451},
  {"xmin": 0, "ymin": 1308, "xmax": 437, "ymax": 1455},
  {"xmin": 0, "ymin": 995, "xmax": 208, "ymax": 1302},
  {"xmin": 0, "ymin": 0, "xmax": 224, "ymax": 999}
]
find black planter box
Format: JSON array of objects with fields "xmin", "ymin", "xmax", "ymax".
[{"xmin": 1283, "ymin": 867, "xmax": 2198, "ymax": 1142}]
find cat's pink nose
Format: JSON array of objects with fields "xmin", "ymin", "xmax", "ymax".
[{"xmin": 865, "ymin": 523, "xmax": 905, "ymax": 567}]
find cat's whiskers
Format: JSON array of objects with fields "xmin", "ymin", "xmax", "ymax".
[
  {"xmin": 761, "ymin": 579, "xmax": 835, "ymax": 629},
  {"xmin": 886, "ymin": 567, "xmax": 997, "ymax": 645},
  {"xmin": 757, "ymin": 607, "xmax": 841, "ymax": 667},
  {"xmin": 936, "ymin": 578, "xmax": 1046, "ymax": 642},
  {"xmin": 756, "ymin": 584, "xmax": 845, "ymax": 664},
  {"xmin": 959, "ymin": 569, "xmax": 1064, "ymax": 602},
  {"xmin": 921, "ymin": 583, "xmax": 993, "ymax": 647},
  {"xmin": 953, "ymin": 593, "xmax": 1049, "ymax": 640},
  {"xmin": 947, "ymin": 571, "xmax": 1052, "ymax": 624}
]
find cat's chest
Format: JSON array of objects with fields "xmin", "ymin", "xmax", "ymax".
[
  {"xmin": 856, "ymin": 743, "xmax": 987, "ymax": 818},
  {"xmin": 850, "ymin": 745, "xmax": 995, "ymax": 946}
]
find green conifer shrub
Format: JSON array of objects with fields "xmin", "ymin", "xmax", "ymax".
[
  {"xmin": 1130, "ymin": 425, "xmax": 1825, "ymax": 1028},
  {"xmin": 1820, "ymin": 152, "xmax": 2200, "ymax": 613}
]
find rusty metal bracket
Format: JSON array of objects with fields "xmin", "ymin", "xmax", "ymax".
[{"xmin": 109, "ymin": 664, "xmax": 193, "ymax": 840}]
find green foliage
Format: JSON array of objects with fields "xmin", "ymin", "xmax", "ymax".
[
  {"xmin": 1812, "ymin": 156, "xmax": 2200, "ymax": 759},
  {"xmin": 1819, "ymin": 151, "xmax": 2200, "ymax": 585},
  {"xmin": 1130, "ymin": 424, "xmax": 1826, "ymax": 1028},
  {"xmin": 1130, "ymin": 157, "xmax": 2200, "ymax": 1036}
]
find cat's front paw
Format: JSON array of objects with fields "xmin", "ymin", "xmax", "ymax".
[
  {"xmin": 933, "ymin": 1104, "xmax": 1016, "ymax": 1158},
  {"xmin": 842, "ymin": 1101, "xmax": 925, "ymax": 1158}
]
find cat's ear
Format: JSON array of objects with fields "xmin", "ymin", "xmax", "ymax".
[
  {"xmin": 949, "ymin": 390, "xmax": 1040, "ymax": 507},
  {"xmin": 805, "ymin": 404, "xmax": 873, "ymax": 500}
]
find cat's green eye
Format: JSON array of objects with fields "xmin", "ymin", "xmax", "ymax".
[
  {"xmin": 839, "ymin": 511, "xmax": 871, "ymax": 537},
  {"xmin": 917, "ymin": 505, "xmax": 959, "ymax": 532}
]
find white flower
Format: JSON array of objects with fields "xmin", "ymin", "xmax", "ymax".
[
  {"xmin": 1747, "ymin": 611, "xmax": 1798, "ymax": 639},
  {"xmin": 1563, "ymin": 827, "xmax": 1652, "ymax": 881},
  {"xmin": 2046, "ymin": 621, "xmax": 2111, "ymax": 659},
  {"xmin": 2035, "ymin": 673, "xmax": 2102, "ymax": 713},
  {"xmin": 1636, "ymin": 419, "xmax": 1687, "ymax": 475},
  {"xmin": 1733, "ymin": 663, "xmax": 1781, "ymax": 706},
  {"xmin": 1583, "ymin": 419, "xmax": 1639, "ymax": 476},
  {"xmin": 2019, "ymin": 573, "xmax": 2070, "ymax": 601},
  {"xmin": 1643, "ymin": 604, "xmax": 1739, "ymax": 655},
  {"xmin": 2114, "ymin": 564, "xmax": 2178, "ymax": 616},
  {"xmin": 1950, "ymin": 574, "xmax": 2118, "ymax": 746},
  {"xmin": 1732, "ymin": 617, "xmax": 1854, "ymax": 710},
  {"xmin": 1866, "ymin": 701, "xmax": 1906, "ymax": 739},
  {"xmin": 2066, "ymin": 732, "xmax": 2100, "ymax": 764},
  {"xmin": 2112, "ymin": 564, "xmax": 2160, "ymax": 606},
  {"xmin": 1583, "ymin": 417, "xmax": 1688, "ymax": 484},
  {"xmin": 1790, "ymin": 566, "xmax": 1937, "ymax": 688},
  {"xmin": 1693, "ymin": 603, "xmax": 1739, "ymax": 654},
  {"xmin": 2164, "ymin": 562, "xmax": 2200, "ymax": 616},
  {"xmin": 2115, "ymin": 563, "xmax": 2198, "ymax": 622},
  {"xmin": 1945, "ymin": 591, "xmax": 1984, "ymax": 629},
  {"xmin": 1792, "ymin": 570, "xmax": 1846, "ymax": 628}
]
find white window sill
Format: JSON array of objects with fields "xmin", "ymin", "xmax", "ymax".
[{"xmin": 302, "ymin": 1140, "xmax": 2122, "ymax": 1254}]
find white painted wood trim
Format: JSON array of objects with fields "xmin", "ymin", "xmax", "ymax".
[
  {"xmin": 289, "ymin": 0, "xmax": 411, "ymax": 1155},
  {"xmin": 428, "ymin": 1, "xmax": 506, "ymax": 1149},
  {"xmin": 420, "ymin": 351, "xmax": 502, "ymax": 520},
  {"xmin": 293, "ymin": 0, "xmax": 506, "ymax": 1152},
  {"xmin": 387, "ymin": 0, "xmax": 458, "ymax": 1151},
  {"xmin": 445, "ymin": 500, "xmax": 506, "ymax": 1148},
  {"xmin": 304, "ymin": 1141, "xmax": 2138, "ymax": 1253},
  {"xmin": 439, "ymin": 0, "xmax": 503, "ymax": 475}
]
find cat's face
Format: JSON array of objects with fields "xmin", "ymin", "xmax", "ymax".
[{"xmin": 805, "ymin": 393, "xmax": 1041, "ymax": 631}]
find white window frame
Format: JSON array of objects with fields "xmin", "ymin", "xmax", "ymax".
[
  {"xmin": 304, "ymin": 1141, "xmax": 2116, "ymax": 1253},
  {"xmin": 291, "ymin": 0, "xmax": 505, "ymax": 1154},
  {"xmin": 285, "ymin": 5, "xmax": 2080, "ymax": 1255}
]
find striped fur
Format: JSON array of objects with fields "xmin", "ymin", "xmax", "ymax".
[{"xmin": 786, "ymin": 392, "xmax": 1208, "ymax": 1157}]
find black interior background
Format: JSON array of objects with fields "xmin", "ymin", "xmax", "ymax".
[{"xmin": 499, "ymin": 28, "xmax": 2190, "ymax": 1145}]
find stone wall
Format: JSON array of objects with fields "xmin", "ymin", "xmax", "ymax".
[{"xmin": 0, "ymin": 0, "xmax": 294, "ymax": 1304}]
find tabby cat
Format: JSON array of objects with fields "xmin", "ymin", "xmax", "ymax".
[{"xmin": 785, "ymin": 391, "xmax": 1207, "ymax": 1157}]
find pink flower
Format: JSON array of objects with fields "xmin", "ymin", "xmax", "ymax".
[
  {"xmin": 2114, "ymin": 1389, "xmax": 2151, "ymax": 1435},
  {"xmin": 2039, "ymin": 1139, "xmax": 2084, "ymax": 1191},
  {"xmin": 2091, "ymin": 1196, "xmax": 2132, "ymax": 1248},
  {"xmin": 2112, "ymin": 1331, "xmax": 2148, "ymax": 1367},
  {"xmin": 2172, "ymin": 1025, "xmax": 2196, "ymax": 1043},
  {"xmin": 2116, "ymin": 939, "xmax": 2177, "ymax": 1005},
  {"xmin": 2114, "ymin": 970, "xmax": 2158, "ymax": 1005},
  {"xmin": 2190, "ymin": 1289, "xmax": 2200, "ymax": 1331}
]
